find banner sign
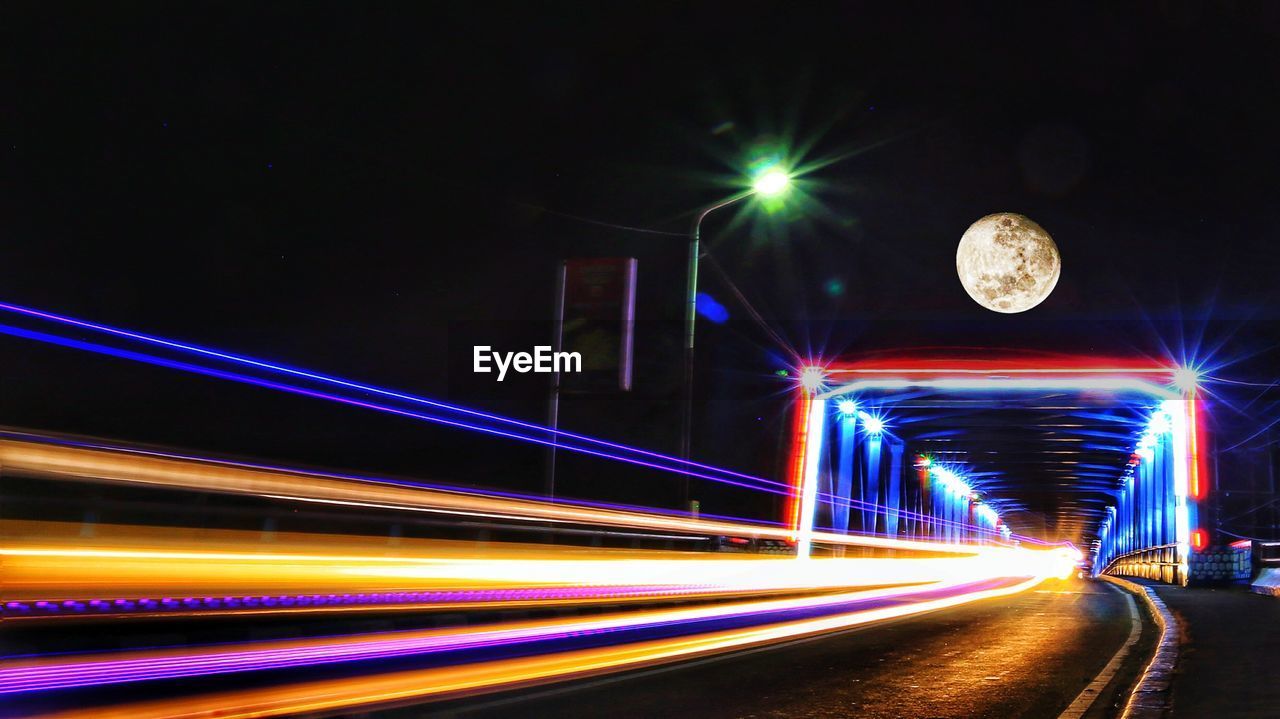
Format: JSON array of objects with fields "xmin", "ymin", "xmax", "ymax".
[{"xmin": 556, "ymin": 257, "xmax": 637, "ymax": 391}]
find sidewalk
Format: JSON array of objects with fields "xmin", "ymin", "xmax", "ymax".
[{"xmin": 1141, "ymin": 581, "xmax": 1280, "ymax": 718}]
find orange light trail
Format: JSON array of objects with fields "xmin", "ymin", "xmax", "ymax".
[
  {"xmin": 2, "ymin": 521, "xmax": 1073, "ymax": 620},
  {"xmin": 0, "ymin": 438, "xmax": 1002, "ymax": 555},
  {"xmin": 25, "ymin": 575, "xmax": 1053, "ymax": 718},
  {"xmin": 2, "ymin": 433, "xmax": 1081, "ymax": 719}
]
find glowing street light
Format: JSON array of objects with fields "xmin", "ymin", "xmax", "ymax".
[
  {"xmin": 752, "ymin": 168, "xmax": 791, "ymax": 196},
  {"xmin": 678, "ymin": 163, "xmax": 795, "ymax": 506}
]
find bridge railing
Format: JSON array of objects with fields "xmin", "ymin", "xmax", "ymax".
[{"xmin": 1103, "ymin": 542, "xmax": 1182, "ymax": 585}]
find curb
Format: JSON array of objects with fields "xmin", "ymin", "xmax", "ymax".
[{"xmin": 1099, "ymin": 575, "xmax": 1179, "ymax": 719}]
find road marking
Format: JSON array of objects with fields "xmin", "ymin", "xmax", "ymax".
[{"xmin": 1057, "ymin": 583, "xmax": 1141, "ymax": 719}]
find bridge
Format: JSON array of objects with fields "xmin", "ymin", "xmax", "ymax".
[
  {"xmin": 2, "ymin": 303, "xmax": 1277, "ymax": 719},
  {"xmin": 786, "ymin": 354, "xmax": 1209, "ymax": 585}
]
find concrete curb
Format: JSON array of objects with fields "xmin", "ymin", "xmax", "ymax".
[
  {"xmin": 1250, "ymin": 567, "xmax": 1280, "ymax": 597},
  {"xmin": 1100, "ymin": 575, "xmax": 1179, "ymax": 719}
]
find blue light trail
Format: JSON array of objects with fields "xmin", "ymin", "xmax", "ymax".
[{"xmin": 0, "ymin": 301, "xmax": 1023, "ymax": 540}]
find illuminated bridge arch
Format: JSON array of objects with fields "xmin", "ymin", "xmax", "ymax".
[{"xmin": 785, "ymin": 353, "xmax": 1209, "ymax": 585}]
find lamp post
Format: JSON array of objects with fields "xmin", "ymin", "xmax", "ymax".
[{"xmin": 678, "ymin": 167, "xmax": 791, "ymax": 507}]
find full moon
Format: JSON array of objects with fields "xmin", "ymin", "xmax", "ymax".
[{"xmin": 956, "ymin": 212, "xmax": 1061, "ymax": 313}]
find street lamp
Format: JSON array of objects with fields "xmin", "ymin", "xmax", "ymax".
[
  {"xmin": 752, "ymin": 168, "xmax": 791, "ymax": 196},
  {"xmin": 678, "ymin": 165, "xmax": 792, "ymax": 506}
]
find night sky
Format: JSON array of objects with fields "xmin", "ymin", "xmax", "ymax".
[{"xmin": 5, "ymin": 4, "xmax": 1280, "ymax": 526}]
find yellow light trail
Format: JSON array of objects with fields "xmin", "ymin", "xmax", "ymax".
[
  {"xmin": 30, "ymin": 576, "xmax": 1050, "ymax": 719},
  {"xmin": 2, "ymin": 435, "xmax": 1083, "ymax": 718},
  {"xmin": 3, "ymin": 521, "xmax": 1076, "ymax": 616},
  {"xmin": 0, "ymin": 438, "xmax": 1012, "ymax": 555}
]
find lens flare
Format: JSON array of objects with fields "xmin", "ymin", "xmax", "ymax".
[{"xmin": 752, "ymin": 168, "xmax": 790, "ymax": 196}]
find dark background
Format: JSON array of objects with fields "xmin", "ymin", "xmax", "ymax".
[{"xmin": 4, "ymin": 3, "xmax": 1280, "ymax": 526}]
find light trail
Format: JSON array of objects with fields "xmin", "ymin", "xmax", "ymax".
[
  {"xmin": 1, "ymin": 428, "xmax": 1012, "ymax": 543},
  {"xmin": 0, "ymin": 301, "xmax": 772, "ymax": 483},
  {"xmin": 0, "ymin": 433, "xmax": 1079, "ymax": 716},
  {"xmin": 0, "ymin": 306, "xmax": 1035, "ymax": 542},
  {"xmin": 1, "ymin": 575, "xmax": 1052, "ymax": 694},
  {"xmin": 25, "ymin": 575, "xmax": 1051, "ymax": 719},
  {"xmin": 3, "ymin": 520, "xmax": 1073, "ymax": 619},
  {"xmin": 0, "ymin": 328, "xmax": 1013, "ymax": 541},
  {"xmin": 0, "ymin": 428, "xmax": 774, "ymax": 528},
  {"xmin": 0, "ymin": 322, "xmax": 790, "ymax": 496},
  {"xmin": 0, "ymin": 437, "xmax": 1016, "ymax": 554}
]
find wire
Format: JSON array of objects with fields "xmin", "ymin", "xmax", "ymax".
[
  {"xmin": 1204, "ymin": 374, "xmax": 1280, "ymax": 388},
  {"xmin": 514, "ymin": 201, "xmax": 688, "ymax": 237},
  {"xmin": 701, "ymin": 249, "xmax": 803, "ymax": 365},
  {"xmin": 1216, "ymin": 411, "xmax": 1280, "ymax": 453},
  {"xmin": 1218, "ymin": 495, "xmax": 1280, "ymax": 524},
  {"xmin": 1217, "ymin": 528, "xmax": 1276, "ymax": 542}
]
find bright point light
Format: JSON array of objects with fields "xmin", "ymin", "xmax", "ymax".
[
  {"xmin": 930, "ymin": 466, "xmax": 972, "ymax": 496},
  {"xmin": 1173, "ymin": 366, "xmax": 1200, "ymax": 393},
  {"xmin": 752, "ymin": 168, "xmax": 790, "ymax": 196},
  {"xmin": 837, "ymin": 399, "xmax": 858, "ymax": 417},
  {"xmin": 857, "ymin": 411, "xmax": 885, "ymax": 435},
  {"xmin": 975, "ymin": 504, "xmax": 1000, "ymax": 526},
  {"xmin": 799, "ymin": 366, "xmax": 826, "ymax": 392},
  {"xmin": 928, "ymin": 465, "xmax": 1004, "ymax": 529}
]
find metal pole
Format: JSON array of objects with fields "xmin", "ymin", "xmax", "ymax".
[
  {"xmin": 679, "ymin": 195, "xmax": 748, "ymax": 508},
  {"xmin": 546, "ymin": 261, "xmax": 568, "ymax": 500},
  {"xmin": 679, "ymin": 224, "xmax": 701, "ymax": 508}
]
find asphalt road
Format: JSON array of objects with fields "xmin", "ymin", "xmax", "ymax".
[{"xmin": 412, "ymin": 575, "xmax": 1146, "ymax": 719}]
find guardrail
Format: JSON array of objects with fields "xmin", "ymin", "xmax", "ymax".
[
  {"xmin": 1256, "ymin": 541, "xmax": 1280, "ymax": 565},
  {"xmin": 1102, "ymin": 543, "xmax": 1184, "ymax": 586}
]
